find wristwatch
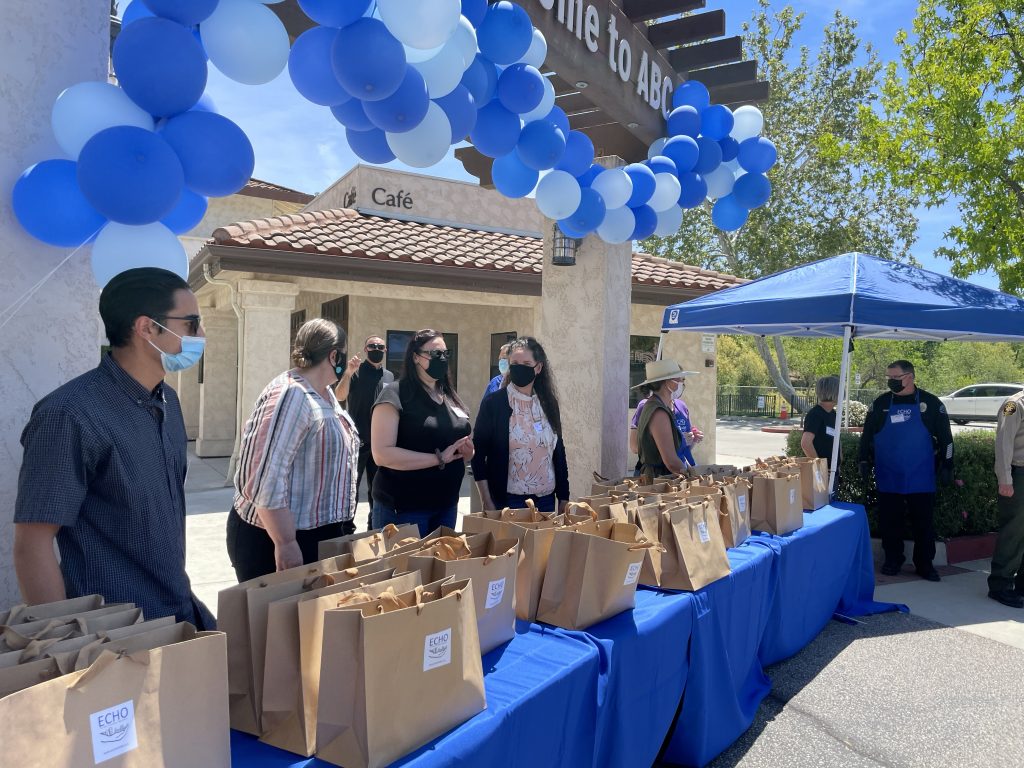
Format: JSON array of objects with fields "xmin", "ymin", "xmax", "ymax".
[{"xmin": 435, "ymin": 449, "xmax": 446, "ymax": 470}]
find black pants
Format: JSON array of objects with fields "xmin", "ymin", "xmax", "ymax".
[
  {"xmin": 225, "ymin": 507, "xmax": 355, "ymax": 583},
  {"xmin": 356, "ymin": 448, "xmax": 378, "ymax": 531},
  {"xmin": 878, "ymin": 492, "xmax": 936, "ymax": 569}
]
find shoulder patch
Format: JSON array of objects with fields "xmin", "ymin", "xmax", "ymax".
[
  {"xmin": 919, "ymin": 402, "xmax": 927, "ymax": 413},
  {"xmin": 1005, "ymin": 401, "xmax": 1018, "ymax": 416}
]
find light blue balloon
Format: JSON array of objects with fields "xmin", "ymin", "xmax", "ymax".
[
  {"xmin": 201, "ymin": 0, "xmax": 290, "ymax": 86},
  {"xmin": 711, "ymin": 194, "xmax": 749, "ymax": 231},
  {"xmin": 90, "ymin": 221, "xmax": 187, "ymax": 287},
  {"xmin": 596, "ymin": 205, "xmax": 635, "ymax": 244},
  {"xmin": 492, "ymin": 152, "xmax": 538, "ymax": 198},
  {"xmin": 385, "ymin": 102, "xmax": 452, "ymax": 167},
  {"xmin": 51, "ymin": 82, "xmax": 155, "ymax": 159},
  {"xmin": 535, "ymin": 170, "xmax": 580, "ymax": 220},
  {"xmin": 13, "ymin": 160, "xmax": 106, "ymax": 247}
]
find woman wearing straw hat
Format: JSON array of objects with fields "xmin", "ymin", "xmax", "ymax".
[{"xmin": 633, "ymin": 360, "xmax": 699, "ymax": 478}]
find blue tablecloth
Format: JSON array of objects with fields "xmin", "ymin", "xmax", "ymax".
[{"xmin": 232, "ymin": 503, "xmax": 901, "ymax": 768}]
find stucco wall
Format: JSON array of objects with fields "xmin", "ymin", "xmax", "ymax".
[{"xmin": 181, "ymin": 195, "xmax": 305, "ymax": 261}]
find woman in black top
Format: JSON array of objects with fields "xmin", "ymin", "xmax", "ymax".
[
  {"xmin": 802, "ymin": 375, "xmax": 840, "ymax": 474},
  {"xmin": 370, "ymin": 329, "xmax": 473, "ymax": 535}
]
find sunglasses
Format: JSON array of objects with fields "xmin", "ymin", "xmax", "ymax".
[
  {"xmin": 366, "ymin": 343, "xmax": 385, "ymax": 351},
  {"xmin": 155, "ymin": 314, "xmax": 202, "ymax": 335},
  {"xmin": 419, "ymin": 349, "xmax": 451, "ymax": 361}
]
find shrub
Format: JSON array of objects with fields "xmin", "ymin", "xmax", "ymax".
[
  {"xmin": 784, "ymin": 428, "xmax": 997, "ymax": 539},
  {"xmin": 844, "ymin": 400, "xmax": 868, "ymax": 427}
]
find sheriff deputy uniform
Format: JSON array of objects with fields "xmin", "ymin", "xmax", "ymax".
[{"xmin": 989, "ymin": 390, "xmax": 1024, "ymax": 608}]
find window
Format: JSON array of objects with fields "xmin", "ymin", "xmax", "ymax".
[
  {"xmin": 290, "ymin": 309, "xmax": 306, "ymax": 345},
  {"xmin": 386, "ymin": 330, "xmax": 459, "ymax": 390},
  {"xmin": 629, "ymin": 336, "xmax": 659, "ymax": 408},
  {"xmin": 489, "ymin": 331, "xmax": 517, "ymax": 380},
  {"xmin": 957, "ymin": 386, "xmax": 978, "ymax": 398},
  {"xmin": 321, "ymin": 296, "xmax": 349, "ymax": 333},
  {"xmin": 995, "ymin": 385, "xmax": 1023, "ymax": 397}
]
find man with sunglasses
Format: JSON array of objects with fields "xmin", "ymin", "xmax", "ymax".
[
  {"xmin": 13, "ymin": 267, "xmax": 214, "ymax": 628},
  {"xmin": 859, "ymin": 359, "xmax": 954, "ymax": 581},
  {"xmin": 337, "ymin": 335, "xmax": 394, "ymax": 529}
]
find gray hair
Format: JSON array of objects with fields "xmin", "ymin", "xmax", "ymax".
[{"xmin": 816, "ymin": 375, "xmax": 840, "ymax": 403}]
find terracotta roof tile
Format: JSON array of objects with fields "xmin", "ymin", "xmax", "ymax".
[
  {"xmin": 239, "ymin": 178, "xmax": 315, "ymax": 204},
  {"xmin": 210, "ymin": 208, "xmax": 744, "ymax": 292}
]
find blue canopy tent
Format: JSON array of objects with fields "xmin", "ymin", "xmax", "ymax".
[{"xmin": 659, "ymin": 252, "xmax": 1024, "ymax": 489}]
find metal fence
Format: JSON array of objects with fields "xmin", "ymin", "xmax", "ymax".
[{"xmin": 717, "ymin": 385, "xmax": 882, "ymax": 417}]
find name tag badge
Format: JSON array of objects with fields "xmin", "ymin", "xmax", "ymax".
[
  {"xmin": 890, "ymin": 413, "xmax": 907, "ymax": 424},
  {"xmin": 825, "ymin": 427, "xmax": 837, "ymax": 437},
  {"xmin": 451, "ymin": 406, "xmax": 468, "ymax": 420}
]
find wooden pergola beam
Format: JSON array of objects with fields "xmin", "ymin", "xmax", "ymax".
[
  {"xmin": 686, "ymin": 59, "xmax": 758, "ymax": 90},
  {"xmin": 709, "ymin": 80, "xmax": 771, "ymax": 105},
  {"xmin": 621, "ymin": 0, "xmax": 705, "ymax": 23},
  {"xmin": 669, "ymin": 36, "xmax": 744, "ymax": 72},
  {"xmin": 647, "ymin": 10, "xmax": 725, "ymax": 49}
]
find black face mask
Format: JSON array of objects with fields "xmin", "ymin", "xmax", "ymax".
[
  {"xmin": 887, "ymin": 377, "xmax": 905, "ymax": 393},
  {"xmin": 509, "ymin": 363, "xmax": 537, "ymax": 387},
  {"xmin": 366, "ymin": 349, "xmax": 385, "ymax": 364},
  {"xmin": 425, "ymin": 357, "xmax": 449, "ymax": 382}
]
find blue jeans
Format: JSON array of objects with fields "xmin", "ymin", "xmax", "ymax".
[
  {"xmin": 371, "ymin": 502, "xmax": 457, "ymax": 537},
  {"xmin": 503, "ymin": 492, "xmax": 556, "ymax": 513}
]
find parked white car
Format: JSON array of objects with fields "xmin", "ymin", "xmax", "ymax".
[{"xmin": 939, "ymin": 383, "xmax": 1023, "ymax": 424}]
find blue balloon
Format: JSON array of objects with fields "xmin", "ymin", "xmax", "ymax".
[
  {"xmin": 492, "ymin": 152, "xmax": 538, "ymax": 198},
  {"xmin": 701, "ymin": 104, "xmax": 734, "ymax": 140},
  {"xmin": 436, "ymin": 86, "xmax": 477, "ymax": 143},
  {"xmin": 516, "ymin": 120, "xmax": 566, "ymax": 171},
  {"xmin": 13, "ymin": 160, "xmax": 106, "ymax": 247},
  {"xmin": 546, "ymin": 105, "xmax": 570, "ymax": 135},
  {"xmin": 630, "ymin": 204, "xmax": 658, "ymax": 240},
  {"xmin": 364, "ymin": 66, "xmax": 429, "ymax": 133},
  {"xmin": 299, "ymin": 0, "xmax": 371, "ymax": 28},
  {"xmin": 562, "ymin": 187, "xmax": 606, "ymax": 234},
  {"xmin": 733, "ymin": 172, "xmax": 772, "ymax": 209},
  {"xmin": 160, "ymin": 187, "xmax": 208, "ymax": 234},
  {"xmin": 648, "ymin": 155, "xmax": 677, "ymax": 176},
  {"xmin": 719, "ymin": 137, "xmax": 740, "ymax": 162},
  {"xmin": 121, "ymin": 1, "xmax": 155, "ymax": 25},
  {"xmin": 673, "ymin": 80, "xmax": 710, "ymax": 112},
  {"xmin": 738, "ymin": 137, "xmax": 778, "ymax": 174},
  {"xmin": 332, "ymin": 18, "xmax": 406, "ymax": 102},
  {"xmin": 346, "ymin": 127, "xmax": 396, "ymax": 164},
  {"xmin": 625, "ymin": 163, "xmax": 656, "ymax": 207},
  {"xmin": 667, "ymin": 106, "xmax": 700, "ymax": 138},
  {"xmin": 497, "ymin": 64, "xmax": 544, "ymax": 114},
  {"xmin": 557, "ymin": 218, "xmax": 589, "ymax": 239},
  {"xmin": 289, "ymin": 27, "xmax": 350, "ymax": 107},
  {"xmin": 677, "ymin": 172, "xmax": 708, "ymax": 209},
  {"xmin": 462, "ymin": 0, "xmax": 488, "ymax": 27},
  {"xmin": 461, "ymin": 55, "xmax": 499, "ymax": 105},
  {"xmin": 160, "ymin": 111, "xmax": 255, "ymax": 197},
  {"xmin": 555, "ymin": 131, "xmax": 594, "ymax": 177},
  {"xmin": 662, "ymin": 135, "xmax": 699, "ymax": 173},
  {"xmin": 712, "ymin": 194, "xmax": 749, "ymax": 231},
  {"xmin": 470, "ymin": 100, "xmax": 521, "ymax": 158},
  {"xmin": 694, "ymin": 137, "xmax": 723, "ymax": 175},
  {"xmin": 477, "ymin": 1, "xmax": 533, "ymax": 65},
  {"xmin": 112, "ymin": 18, "xmax": 207, "ymax": 117},
  {"xmin": 78, "ymin": 127, "xmax": 183, "ymax": 225},
  {"xmin": 331, "ymin": 99, "xmax": 375, "ymax": 131},
  {"xmin": 142, "ymin": 0, "xmax": 218, "ymax": 26},
  {"xmin": 577, "ymin": 163, "xmax": 602, "ymax": 188}
]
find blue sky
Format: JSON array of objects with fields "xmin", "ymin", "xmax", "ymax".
[{"xmin": 181, "ymin": 0, "xmax": 998, "ymax": 290}]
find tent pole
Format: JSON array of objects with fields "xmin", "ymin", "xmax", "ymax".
[
  {"xmin": 656, "ymin": 331, "xmax": 667, "ymax": 361},
  {"xmin": 829, "ymin": 325, "xmax": 853, "ymax": 495}
]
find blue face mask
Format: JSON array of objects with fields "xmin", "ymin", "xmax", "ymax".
[
  {"xmin": 498, "ymin": 359, "xmax": 509, "ymax": 375},
  {"xmin": 149, "ymin": 320, "xmax": 206, "ymax": 373}
]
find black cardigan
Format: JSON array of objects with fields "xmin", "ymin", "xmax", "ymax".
[{"xmin": 470, "ymin": 388, "xmax": 570, "ymax": 507}]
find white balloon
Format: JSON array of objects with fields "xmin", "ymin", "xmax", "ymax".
[
  {"xmin": 653, "ymin": 205, "xmax": 683, "ymax": 237},
  {"xmin": 590, "ymin": 168, "xmax": 633, "ymax": 210},
  {"xmin": 387, "ymin": 102, "xmax": 451, "ymax": 167},
  {"xmin": 451, "ymin": 16, "xmax": 478, "ymax": 69},
  {"xmin": 535, "ymin": 171, "xmax": 581, "ymax": 220},
  {"xmin": 731, "ymin": 105, "xmax": 764, "ymax": 141},
  {"xmin": 412, "ymin": 36, "xmax": 468, "ymax": 99},
  {"xmin": 647, "ymin": 137, "xmax": 667, "ymax": 160},
  {"xmin": 520, "ymin": 28, "xmax": 547, "ymax": 68},
  {"xmin": 404, "ymin": 42, "xmax": 444, "ymax": 63},
  {"xmin": 596, "ymin": 205, "xmax": 635, "ymax": 244},
  {"xmin": 378, "ymin": 0, "xmax": 461, "ymax": 50},
  {"xmin": 649, "ymin": 172, "xmax": 682, "ymax": 212},
  {"xmin": 704, "ymin": 164, "xmax": 736, "ymax": 199},
  {"xmin": 51, "ymin": 82, "xmax": 154, "ymax": 159},
  {"xmin": 90, "ymin": 222, "xmax": 187, "ymax": 287},
  {"xmin": 201, "ymin": 0, "xmax": 290, "ymax": 85},
  {"xmin": 520, "ymin": 76, "xmax": 556, "ymax": 123}
]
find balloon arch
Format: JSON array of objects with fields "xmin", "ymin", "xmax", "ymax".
[{"xmin": 12, "ymin": 0, "xmax": 776, "ymax": 286}]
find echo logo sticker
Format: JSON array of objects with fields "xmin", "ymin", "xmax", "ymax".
[
  {"xmin": 90, "ymin": 700, "xmax": 138, "ymax": 764},
  {"xmin": 485, "ymin": 578, "xmax": 506, "ymax": 610},
  {"xmin": 624, "ymin": 562, "xmax": 642, "ymax": 586},
  {"xmin": 423, "ymin": 628, "xmax": 452, "ymax": 671},
  {"xmin": 697, "ymin": 521, "xmax": 711, "ymax": 544},
  {"xmin": 669, "ymin": 309, "xmax": 680, "ymax": 324}
]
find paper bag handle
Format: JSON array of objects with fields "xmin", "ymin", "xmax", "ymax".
[
  {"xmin": 566, "ymin": 502, "xmax": 598, "ymax": 521},
  {"xmin": 71, "ymin": 648, "xmax": 151, "ymax": 692}
]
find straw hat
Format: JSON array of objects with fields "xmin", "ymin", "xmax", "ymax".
[{"xmin": 634, "ymin": 359, "xmax": 699, "ymax": 388}]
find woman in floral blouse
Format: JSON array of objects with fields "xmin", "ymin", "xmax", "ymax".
[{"xmin": 472, "ymin": 337, "xmax": 569, "ymax": 513}]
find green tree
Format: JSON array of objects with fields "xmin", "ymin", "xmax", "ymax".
[
  {"xmin": 645, "ymin": 2, "xmax": 918, "ymax": 411},
  {"xmin": 861, "ymin": 0, "xmax": 1024, "ymax": 293}
]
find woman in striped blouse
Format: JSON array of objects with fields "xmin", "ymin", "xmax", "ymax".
[{"xmin": 228, "ymin": 319, "xmax": 360, "ymax": 581}]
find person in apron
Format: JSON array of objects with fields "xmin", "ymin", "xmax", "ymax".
[{"xmin": 859, "ymin": 360, "xmax": 954, "ymax": 581}]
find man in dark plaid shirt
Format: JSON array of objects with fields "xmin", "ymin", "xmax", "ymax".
[{"xmin": 13, "ymin": 267, "xmax": 214, "ymax": 628}]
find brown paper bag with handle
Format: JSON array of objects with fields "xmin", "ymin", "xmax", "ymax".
[
  {"xmin": 0, "ymin": 624, "xmax": 230, "ymax": 768},
  {"xmin": 536, "ymin": 522, "xmax": 653, "ymax": 630},
  {"xmin": 713, "ymin": 477, "xmax": 752, "ymax": 548},
  {"xmin": 1, "ymin": 604, "xmax": 137, "ymax": 650},
  {"xmin": 787, "ymin": 456, "xmax": 830, "ymax": 510},
  {"xmin": 259, "ymin": 570, "xmax": 420, "ymax": 755},
  {"xmin": 750, "ymin": 472, "xmax": 804, "ymax": 535},
  {"xmin": 658, "ymin": 500, "xmax": 732, "ymax": 591},
  {"xmin": 315, "ymin": 578, "xmax": 486, "ymax": 768},
  {"xmin": 317, "ymin": 523, "xmax": 420, "ymax": 561},
  {"xmin": 4, "ymin": 595, "xmax": 107, "ymax": 625}
]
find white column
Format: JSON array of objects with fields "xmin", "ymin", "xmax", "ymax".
[
  {"xmin": 196, "ymin": 309, "xmax": 238, "ymax": 458},
  {"xmin": 540, "ymin": 223, "xmax": 632, "ymax": 498},
  {"xmin": 0, "ymin": 2, "xmax": 109, "ymax": 607},
  {"xmin": 176, "ymin": 366, "xmax": 201, "ymax": 439}
]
